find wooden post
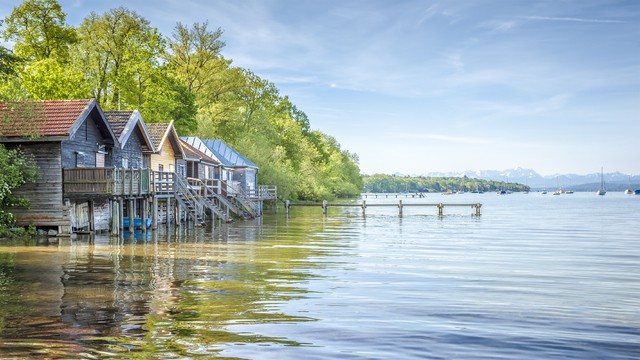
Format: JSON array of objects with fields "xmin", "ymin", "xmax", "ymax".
[
  {"xmin": 438, "ymin": 203, "xmax": 444, "ymax": 216},
  {"xmin": 475, "ymin": 203, "xmax": 482, "ymax": 216},
  {"xmin": 285, "ymin": 200, "xmax": 290, "ymax": 216},
  {"xmin": 152, "ymin": 196, "xmax": 158, "ymax": 229},
  {"xmin": 118, "ymin": 198, "xmax": 124, "ymax": 233},
  {"xmin": 322, "ymin": 200, "xmax": 328, "ymax": 216},
  {"xmin": 398, "ymin": 199, "xmax": 403, "ymax": 216},
  {"xmin": 128, "ymin": 199, "xmax": 135, "ymax": 233},
  {"xmin": 142, "ymin": 198, "xmax": 148, "ymax": 233},
  {"xmin": 361, "ymin": 200, "xmax": 366, "ymax": 215}
]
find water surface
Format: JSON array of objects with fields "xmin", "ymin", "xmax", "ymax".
[{"xmin": 0, "ymin": 192, "xmax": 639, "ymax": 359}]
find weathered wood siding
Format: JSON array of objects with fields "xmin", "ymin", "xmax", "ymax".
[
  {"xmin": 232, "ymin": 168, "xmax": 257, "ymax": 192},
  {"xmin": 93, "ymin": 198, "xmax": 110, "ymax": 231},
  {"xmin": 61, "ymin": 114, "xmax": 112, "ymax": 168},
  {"xmin": 150, "ymin": 142, "xmax": 176, "ymax": 172},
  {"xmin": 5, "ymin": 142, "xmax": 70, "ymax": 227},
  {"xmin": 113, "ymin": 127, "xmax": 145, "ymax": 169}
]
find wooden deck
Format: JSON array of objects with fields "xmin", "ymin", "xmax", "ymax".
[{"xmin": 63, "ymin": 168, "xmax": 151, "ymax": 198}]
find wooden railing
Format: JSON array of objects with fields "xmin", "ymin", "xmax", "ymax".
[
  {"xmin": 63, "ymin": 168, "xmax": 113, "ymax": 196},
  {"xmin": 63, "ymin": 168, "xmax": 151, "ymax": 197}
]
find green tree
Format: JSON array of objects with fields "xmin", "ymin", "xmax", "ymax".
[
  {"xmin": 75, "ymin": 7, "xmax": 164, "ymax": 108},
  {"xmin": 3, "ymin": 0, "xmax": 77, "ymax": 62},
  {"xmin": 0, "ymin": 144, "xmax": 39, "ymax": 234}
]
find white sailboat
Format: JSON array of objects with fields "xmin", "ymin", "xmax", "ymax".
[
  {"xmin": 624, "ymin": 176, "xmax": 633, "ymax": 194},
  {"xmin": 596, "ymin": 167, "xmax": 606, "ymax": 196}
]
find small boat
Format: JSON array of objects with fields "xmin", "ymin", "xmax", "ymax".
[
  {"xmin": 624, "ymin": 176, "xmax": 633, "ymax": 194},
  {"xmin": 635, "ymin": 189, "xmax": 640, "ymax": 195},
  {"xmin": 596, "ymin": 167, "xmax": 606, "ymax": 196},
  {"xmin": 540, "ymin": 190, "xmax": 547, "ymax": 194}
]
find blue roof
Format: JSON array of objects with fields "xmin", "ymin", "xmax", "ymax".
[{"xmin": 181, "ymin": 137, "xmax": 258, "ymax": 169}]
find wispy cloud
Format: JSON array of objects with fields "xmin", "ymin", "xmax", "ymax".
[{"xmin": 520, "ymin": 16, "xmax": 627, "ymax": 24}]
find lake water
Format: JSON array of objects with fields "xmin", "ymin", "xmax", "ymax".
[{"xmin": 0, "ymin": 192, "xmax": 639, "ymax": 359}]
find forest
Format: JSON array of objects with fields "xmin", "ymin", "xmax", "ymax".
[
  {"xmin": 0, "ymin": 0, "xmax": 363, "ymax": 202},
  {"xmin": 364, "ymin": 174, "xmax": 530, "ymax": 193}
]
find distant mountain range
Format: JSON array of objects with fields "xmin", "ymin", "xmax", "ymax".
[{"xmin": 403, "ymin": 167, "xmax": 640, "ymax": 191}]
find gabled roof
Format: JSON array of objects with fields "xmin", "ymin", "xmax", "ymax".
[
  {"xmin": 0, "ymin": 99, "xmax": 116, "ymax": 145},
  {"xmin": 146, "ymin": 120, "xmax": 185, "ymax": 159},
  {"xmin": 179, "ymin": 139, "xmax": 220, "ymax": 165},
  {"xmin": 104, "ymin": 110, "xmax": 155, "ymax": 152},
  {"xmin": 201, "ymin": 139, "xmax": 258, "ymax": 169},
  {"xmin": 180, "ymin": 136, "xmax": 223, "ymax": 164}
]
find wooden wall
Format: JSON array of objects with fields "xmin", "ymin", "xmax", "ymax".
[
  {"xmin": 5, "ymin": 142, "xmax": 69, "ymax": 228},
  {"xmin": 61, "ymin": 114, "xmax": 112, "ymax": 168},
  {"xmin": 232, "ymin": 168, "xmax": 257, "ymax": 192},
  {"xmin": 113, "ymin": 127, "xmax": 145, "ymax": 169},
  {"xmin": 150, "ymin": 142, "xmax": 176, "ymax": 172}
]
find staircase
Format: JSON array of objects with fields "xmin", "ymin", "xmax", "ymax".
[
  {"xmin": 187, "ymin": 178, "xmax": 235, "ymax": 223},
  {"xmin": 228, "ymin": 188, "xmax": 258, "ymax": 219},
  {"xmin": 173, "ymin": 175, "xmax": 207, "ymax": 226}
]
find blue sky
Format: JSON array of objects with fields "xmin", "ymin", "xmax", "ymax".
[{"xmin": 2, "ymin": 0, "xmax": 639, "ymax": 176}]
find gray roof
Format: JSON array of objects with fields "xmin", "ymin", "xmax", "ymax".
[{"xmin": 181, "ymin": 137, "xmax": 258, "ymax": 169}]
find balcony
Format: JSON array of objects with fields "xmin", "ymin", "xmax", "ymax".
[{"xmin": 63, "ymin": 168, "xmax": 150, "ymax": 198}]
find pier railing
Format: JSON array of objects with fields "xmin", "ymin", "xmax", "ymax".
[{"xmin": 63, "ymin": 168, "xmax": 151, "ymax": 197}]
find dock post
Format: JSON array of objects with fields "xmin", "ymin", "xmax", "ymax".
[
  {"xmin": 438, "ymin": 203, "xmax": 444, "ymax": 216},
  {"xmin": 285, "ymin": 200, "xmax": 290, "ymax": 216},
  {"xmin": 152, "ymin": 196, "xmax": 158, "ymax": 229},
  {"xmin": 322, "ymin": 200, "xmax": 328, "ymax": 216},
  {"xmin": 142, "ymin": 198, "xmax": 148, "ymax": 233},
  {"xmin": 398, "ymin": 199, "xmax": 403, "ymax": 216},
  {"xmin": 128, "ymin": 199, "xmax": 135, "ymax": 233},
  {"xmin": 361, "ymin": 200, "xmax": 366, "ymax": 215},
  {"xmin": 475, "ymin": 203, "xmax": 482, "ymax": 216}
]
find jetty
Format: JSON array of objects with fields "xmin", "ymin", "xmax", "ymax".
[{"xmin": 285, "ymin": 200, "xmax": 482, "ymax": 217}]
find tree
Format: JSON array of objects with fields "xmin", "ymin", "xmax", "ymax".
[
  {"xmin": 75, "ymin": 7, "xmax": 164, "ymax": 109},
  {"xmin": 166, "ymin": 21, "xmax": 225, "ymax": 95},
  {"xmin": 3, "ymin": 0, "xmax": 77, "ymax": 62},
  {"xmin": 0, "ymin": 144, "xmax": 39, "ymax": 234}
]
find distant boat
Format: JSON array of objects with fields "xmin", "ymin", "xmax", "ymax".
[
  {"xmin": 540, "ymin": 190, "xmax": 547, "ymax": 194},
  {"xmin": 635, "ymin": 189, "xmax": 640, "ymax": 195},
  {"xmin": 596, "ymin": 167, "xmax": 606, "ymax": 196},
  {"xmin": 624, "ymin": 176, "xmax": 633, "ymax": 194}
]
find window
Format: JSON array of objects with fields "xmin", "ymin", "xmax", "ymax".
[
  {"xmin": 158, "ymin": 164, "xmax": 164, "ymax": 172},
  {"xmin": 122, "ymin": 158, "xmax": 129, "ymax": 169}
]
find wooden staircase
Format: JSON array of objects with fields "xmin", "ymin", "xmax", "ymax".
[{"xmin": 173, "ymin": 175, "xmax": 207, "ymax": 226}]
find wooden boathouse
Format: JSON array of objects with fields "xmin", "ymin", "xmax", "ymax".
[{"xmin": 0, "ymin": 99, "xmax": 278, "ymax": 235}]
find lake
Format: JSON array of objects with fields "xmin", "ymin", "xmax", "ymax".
[{"xmin": 0, "ymin": 192, "xmax": 639, "ymax": 359}]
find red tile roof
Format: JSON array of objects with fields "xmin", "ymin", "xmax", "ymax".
[{"xmin": 0, "ymin": 99, "xmax": 94, "ymax": 138}]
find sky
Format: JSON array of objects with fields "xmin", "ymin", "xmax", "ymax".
[{"xmin": 1, "ymin": 0, "xmax": 639, "ymax": 176}]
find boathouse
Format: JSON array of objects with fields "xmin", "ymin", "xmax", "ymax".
[
  {"xmin": 0, "ymin": 99, "xmax": 118, "ymax": 234},
  {"xmin": 104, "ymin": 110, "xmax": 155, "ymax": 233}
]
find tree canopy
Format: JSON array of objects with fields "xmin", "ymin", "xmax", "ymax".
[{"xmin": 0, "ymin": 0, "xmax": 363, "ymax": 201}]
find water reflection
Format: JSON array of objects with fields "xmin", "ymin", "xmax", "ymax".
[{"xmin": 0, "ymin": 214, "xmax": 331, "ymax": 358}]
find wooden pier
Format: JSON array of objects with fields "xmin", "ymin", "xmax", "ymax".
[{"xmin": 285, "ymin": 200, "xmax": 482, "ymax": 216}]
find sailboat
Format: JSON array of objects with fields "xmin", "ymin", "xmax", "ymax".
[
  {"xmin": 624, "ymin": 176, "xmax": 633, "ymax": 194},
  {"xmin": 596, "ymin": 167, "xmax": 606, "ymax": 196}
]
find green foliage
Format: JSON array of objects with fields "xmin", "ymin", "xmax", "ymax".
[
  {"xmin": 1, "ymin": 1, "xmax": 364, "ymax": 202},
  {"xmin": 363, "ymin": 174, "xmax": 530, "ymax": 193},
  {"xmin": 3, "ymin": 0, "xmax": 77, "ymax": 61},
  {"xmin": 0, "ymin": 144, "xmax": 39, "ymax": 234}
]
